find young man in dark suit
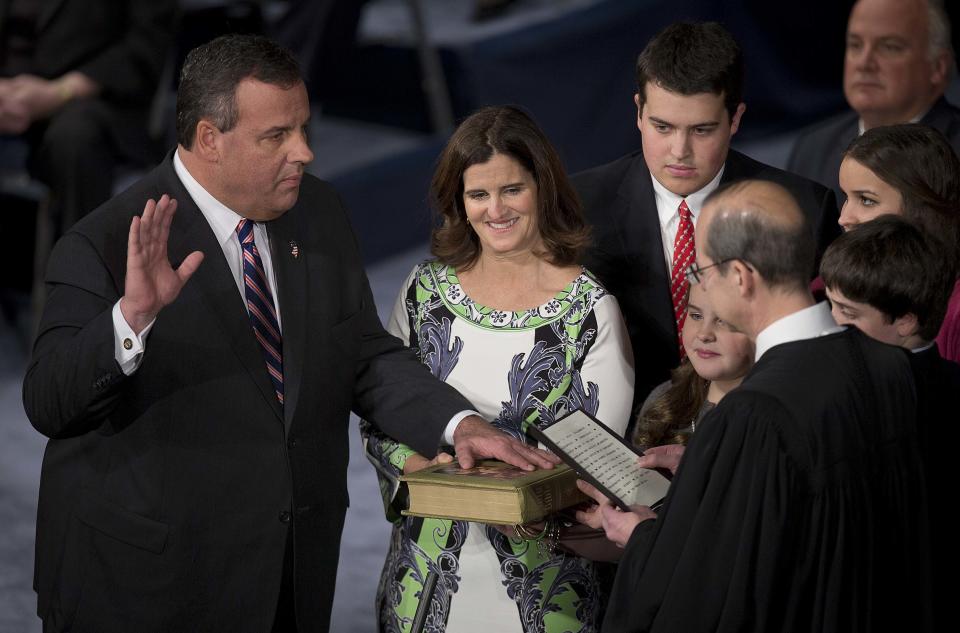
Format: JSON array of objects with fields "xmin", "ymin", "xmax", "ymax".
[
  {"xmin": 21, "ymin": 35, "xmax": 555, "ymax": 633},
  {"xmin": 820, "ymin": 214, "xmax": 959, "ymax": 629},
  {"xmin": 788, "ymin": 0, "xmax": 960, "ymax": 201},
  {"xmin": 573, "ymin": 22, "xmax": 838, "ymax": 420},
  {"xmin": 579, "ymin": 181, "xmax": 931, "ymax": 632}
]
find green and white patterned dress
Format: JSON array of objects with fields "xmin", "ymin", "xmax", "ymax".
[{"xmin": 361, "ymin": 262, "xmax": 634, "ymax": 633}]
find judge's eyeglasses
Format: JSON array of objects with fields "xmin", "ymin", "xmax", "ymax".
[{"xmin": 685, "ymin": 259, "xmax": 753, "ymax": 285}]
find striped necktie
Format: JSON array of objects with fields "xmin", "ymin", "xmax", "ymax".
[
  {"xmin": 236, "ymin": 219, "xmax": 284, "ymax": 405},
  {"xmin": 670, "ymin": 199, "xmax": 696, "ymax": 357}
]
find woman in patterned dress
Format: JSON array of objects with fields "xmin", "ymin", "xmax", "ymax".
[{"xmin": 361, "ymin": 105, "xmax": 634, "ymax": 633}]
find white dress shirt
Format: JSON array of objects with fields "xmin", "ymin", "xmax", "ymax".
[
  {"xmin": 651, "ymin": 166, "xmax": 725, "ymax": 274},
  {"xmin": 113, "ymin": 152, "xmax": 476, "ymax": 444},
  {"xmin": 112, "ymin": 150, "xmax": 281, "ymax": 374},
  {"xmin": 754, "ymin": 301, "xmax": 846, "ymax": 361},
  {"xmin": 857, "ymin": 110, "xmax": 926, "ymax": 136}
]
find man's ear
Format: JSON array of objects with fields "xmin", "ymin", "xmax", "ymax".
[
  {"xmin": 930, "ymin": 51, "xmax": 950, "ymax": 92},
  {"xmin": 893, "ymin": 312, "xmax": 920, "ymax": 339},
  {"xmin": 732, "ymin": 259, "xmax": 754, "ymax": 298},
  {"xmin": 192, "ymin": 120, "xmax": 222, "ymax": 163},
  {"xmin": 729, "ymin": 102, "xmax": 746, "ymax": 136},
  {"xmin": 634, "ymin": 92, "xmax": 644, "ymax": 132}
]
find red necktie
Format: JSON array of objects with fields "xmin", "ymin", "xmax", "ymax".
[
  {"xmin": 237, "ymin": 219, "xmax": 284, "ymax": 405},
  {"xmin": 670, "ymin": 200, "xmax": 695, "ymax": 356}
]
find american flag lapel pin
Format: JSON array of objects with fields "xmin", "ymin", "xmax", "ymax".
[{"xmin": 289, "ymin": 240, "xmax": 300, "ymax": 259}]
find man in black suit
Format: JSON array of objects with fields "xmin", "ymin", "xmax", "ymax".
[
  {"xmin": 573, "ymin": 22, "xmax": 838, "ymax": 420},
  {"xmin": 579, "ymin": 181, "xmax": 931, "ymax": 632},
  {"xmin": 0, "ymin": 0, "xmax": 176, "ymax": 231},
  {"xmin": 788, "ymin": 0, "xmax": 960, "ymax": 202},
  {"xmin": 22, "ymin": 35, "xmax": 555, "ymax": 633}
]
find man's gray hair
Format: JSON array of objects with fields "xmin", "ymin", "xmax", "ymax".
[
  {"xmin": 703, "ymin": 182, "xmax": 815, "ymax": 292},
  {"xmin": 928, "ymin": 0, "xmax": 955, "ymax": 74}
]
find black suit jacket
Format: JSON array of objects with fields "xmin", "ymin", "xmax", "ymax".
[
  {"xmin": 788, "ymin": 96, "xmax": 960, "ymax": 202},
  {"xmin": 573, "ymin": 149, "xmax": 839, "ymax": 414},
  {"xmin": 22, "ymin": 153, "xmax": 473, "ymax": 632}
]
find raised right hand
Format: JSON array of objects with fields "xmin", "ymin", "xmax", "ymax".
[{"xmin": 119, "ymin": 195, "xmax": 204, "ymax": 334}]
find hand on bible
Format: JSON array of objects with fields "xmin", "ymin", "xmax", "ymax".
[
  {"xmin": 452, "ymin": 415, "xmax": 560, "ymax": 471},
  {"xmin": 402, "ymin": 451, "xmax": 453, "ymax": 475},
  {"xmin": 574, "ymin": 479, "xmax": 656, "ymax": 548},
  {"xmin": 637, "ymin": 444, "xmax": 686, "ymax": 476},
  {"xmin": 120, "ymin": 195, "xmax": 204, "ymax": 334}
]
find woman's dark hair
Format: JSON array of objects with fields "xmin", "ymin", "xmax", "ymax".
[
  {"xmin": 633, "ymin": 361, "xmax": 708, "ymax": 449},
  {"xmin": 844, "ymin": 123, "xmax": 960, "ymax": 275},
  {"xmin": 430, "ymin": 106, "xmax": 589, "ymax": 269}
]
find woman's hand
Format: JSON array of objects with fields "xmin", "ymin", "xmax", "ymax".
[{"xmin": 402, "ymin": 451, "xmax": 454, "ymax": 475}]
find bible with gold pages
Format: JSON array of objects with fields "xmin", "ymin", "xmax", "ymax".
[{"xmin": 400, "ymin": 460, "xmax": 587, "ymax": 525}]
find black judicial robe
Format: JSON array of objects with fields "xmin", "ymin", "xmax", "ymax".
[
  {"xmin": 603, "ymin": 328, "xmax": 932, "ymax": 633},
  {"xmin": 909, "ymin": 344, "xmax": 960, "ymax": 629}
]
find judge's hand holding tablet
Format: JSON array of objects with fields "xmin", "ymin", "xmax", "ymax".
[
  {"xmin": 637, "ymin": 444, "xmax": 686, "ymax": 476},
  {"xmin": 575, "ymin": 479, "xmax": 656, "ymax": 548}
]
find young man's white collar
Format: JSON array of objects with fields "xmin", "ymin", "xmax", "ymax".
[
  {"xmin": 911, "ymin": 341, "xmax": 935, "ymax": 354},
  {"xmin": 755, "ymin": 302, "xmax": 845, "ymax": 361},
  {"xmin": 651, "ymin": 165, "xmax": 725, "ymax": 271}
]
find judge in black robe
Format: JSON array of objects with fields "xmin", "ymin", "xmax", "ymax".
[
  {"xmin": 603, "ymin": 328, "xmax": 931, "ymax": 632},
  {"xmin": 585, "ymin": 180, "xmax": 932, "ymax": 633},
  {"xmin": 909, "ymin": 343, "xmax": 960, "ymax": 627}
]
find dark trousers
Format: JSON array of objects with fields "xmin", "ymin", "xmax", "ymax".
[{"xmin": 272, "ymin": 526, "xmax": 297, "ymax": 632}]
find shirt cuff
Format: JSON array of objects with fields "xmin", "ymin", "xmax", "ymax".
[
  {"xmin": 112, "ymin": 301, "xmax": 155, "ymax": 375},
  {"xmin": 442, "ymin": 410, "xmax": 481, "ymax": 446}
]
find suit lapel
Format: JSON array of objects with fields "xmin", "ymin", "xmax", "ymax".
[
  {"xmin": 617, "ymin": 157, "xmax": 676, "ymax": 343},
  {"xmin": 923, "ymin": 97, "xmax": 960, "ymax": 139},
  {"xmin": 157, "ymin": 158, "xmax": 284, "ymax": 423},
  {"xmin": 718, "ymin": 149, "xmax": 759, "ymax": 183},
  {"xmin": 266, "ymin": 208, "xmax": 306, "ymax": 429}
]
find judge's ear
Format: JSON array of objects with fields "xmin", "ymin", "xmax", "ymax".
[
  {"xmin": 192, "ymin": 120, "xmax": 222, "ymax": 163},
  {"xmin": 731, "ymin": 259, "xmax": 755, "ymax": 298}
]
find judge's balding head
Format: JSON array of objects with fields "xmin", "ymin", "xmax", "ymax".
[{"xmin": 692, "ymin": 180, "xmax": 814, "ymax": 335}]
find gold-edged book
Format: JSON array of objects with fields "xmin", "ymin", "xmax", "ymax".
[{"xmin": 400, "ymin": 460, "xmax": 587, "ymax": 525}]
